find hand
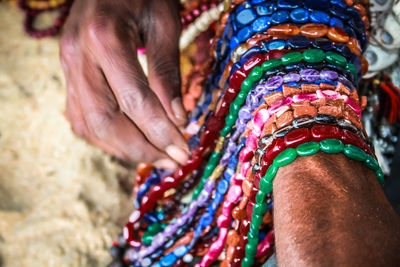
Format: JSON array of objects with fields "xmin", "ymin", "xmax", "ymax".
[{"xmin": 60, "ymin": 0, "xmax": 189, "ymax": 169}]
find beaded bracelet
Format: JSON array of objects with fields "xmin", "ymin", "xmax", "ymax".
[
  {"xmin": 243, "ymin": 140, "xmax": 383, "ymax": 266},
  {"xmin": 227, "ymin": 0, "xmax": 367, "ymax": 48}
]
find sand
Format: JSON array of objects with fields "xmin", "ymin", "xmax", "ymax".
[{"xmin": 0, "ymin": 3, "xmax": 134, "ymax": 266}]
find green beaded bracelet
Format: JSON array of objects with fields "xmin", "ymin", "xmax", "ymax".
[{"xmin": 244, "ymin": 140, "xmax": 384, "ymax": 266}]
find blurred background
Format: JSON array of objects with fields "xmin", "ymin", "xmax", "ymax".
[{"xmin": 0, "ymin": 3, "xmax": 135, "ymax": 266}]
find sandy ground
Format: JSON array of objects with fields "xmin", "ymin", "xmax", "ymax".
[{"xmin": 0, "ymin": 4, "xmax": 135, "ymax": 266}]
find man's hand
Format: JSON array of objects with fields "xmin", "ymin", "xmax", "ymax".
[{"xmin": 60, "ymin": 0, "xmax": 189, "ymax": 169}]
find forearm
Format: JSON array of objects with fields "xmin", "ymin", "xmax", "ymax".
[{"xmin": 273, "ymin": 152, "xmax": 400, "ymax": 266}]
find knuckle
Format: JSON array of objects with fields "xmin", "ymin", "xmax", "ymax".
[
  {"xmin": 118, "ymin": 89, "xmax": 145, "ymax": 115},
  {"xmin": 85, "ymin": 17, "xmax": 116, "ymax": 46}
]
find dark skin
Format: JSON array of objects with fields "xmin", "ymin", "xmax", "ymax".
[
  {"xmin": 60, "ymin": 0, "xmax": 188, "ymax": 169},
  {"xmin": 60, "ymin": 1, "xmax": 400, "ymax": 265},
  {"xmin": 274, "ymin": 153, "xmax": 400, "ymax": 266}
]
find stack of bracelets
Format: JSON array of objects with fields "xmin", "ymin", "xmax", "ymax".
[{"xmin": 105, "ymin": 0, "xmax": 386, "ymax": 267}]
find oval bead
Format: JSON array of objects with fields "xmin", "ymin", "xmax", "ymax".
[
  {"xmin": 303, "ymin": 49, "xmax": 325, "ymax": 63},
  {"xmin": 376, "ymin": 168, "xmax": 384, "ymax": 185},
  {"xmin": 249, "ymin": 66, "xmax": 263, "ymax": 82},
  {"xmin": 311, "ymin": 125, "xmax": 340, "ymax": 141},
  {"xmin": 320, "ymin": 139, "xmax": 344, "ymax": 154},
  {"xmin": 262, "ymin": 58, "xmax": 282, "ymax": 71},
  {"xmin": 271, "ymin": 10, "xmax": 289, "ymax": 24},
  {"xmin": 296, "ymin": 142, "xmax": 320, "ymax": 156},
  {"xmin": 284, "ymin": 128, "xmax": 312, "ymax": 148},
  {"xmin": 310, "ymin": 10, "xmax": 330, "ymax": 24},
  {"xmin": 343, "ymin": 144, "xmax": 367, "ymax": 162},
  {"xmin": 300, "ymin": 23, "xmax": 328, "ymax": 38},
  {"xmin": 325, "ymin": 51, "xmax": 347, "ymax": 67},
  {"xmin": 287, "ymin": 35, "xmax": 311, "ymax": 49},
  {"xmin": 273, "ymin": 148, "xmax": 297, "ymax": 167},
  {"xmin": 365, "ymin": 154, "xmax": 379, "ymax": 171},
  {"xmin": 290, "ymin": 8, "xmax": 309, "ymax": 23},
  {"xmin": 281, "ymin": 52, "xmax": 303, "ymax": 65},
  {"xmin": 327, "ymin": 27, "xmax": 349, "ymax": 43},
  {"xmin": 251, "ymin": 16, "xmax": 272, "ymax": 32},
  {"xmin": 264, "ymin": 163, "xmax": 278, "ymax": 182},
  {"xmin": 255, "ymin": 191, "xmax": 266, "ymax": 204},
  {"xmin": 236, "ymin": 8, "xmax": 257, "ymax": 26},
  {"xmin": 259, "ymin": 178, "xmax": 273, "ymax": 194},
  {"xmin": 267, "ymin": 24, "xmax": 300, "ymax": 37}
]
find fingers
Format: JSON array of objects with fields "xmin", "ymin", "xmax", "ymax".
[
  {"xmin": 84, "ymin": 18, "xmax": 189, "ymax": 164},
  {"xmin": 145, "ymin": 0, "xmax": 188, "ymax": 127}
]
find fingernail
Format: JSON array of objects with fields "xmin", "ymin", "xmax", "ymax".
[
  {"xmin": 153, "ymin": 158, "xmax": 178, "ymax": 170},
  {"xmin": 171, "ymin": 97, "xmax": 188, "ymax": 125},
  {"xmin": 166, "ymin": 145, "xmax": 189, "ymax": 165}
]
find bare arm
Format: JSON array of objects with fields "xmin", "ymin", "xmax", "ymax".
[{"xmin": 273, "ymin": 153, "xmax": 400, "ymax": 266}]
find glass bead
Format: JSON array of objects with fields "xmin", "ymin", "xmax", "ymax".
[
  {"xmin": 284, "ymin": 128, "xmax": 312, "ymax": 148},
  {"xmin": 255, "ymin": 191, "xmax": 266, "ymax": 203},
  {"xmin": 229, "ymin": 69, "xmax": 247, "ymax": 89},
  {"xmin": 273, "ymin": 148, "xmax": 297, "ymax": 167},
  {"xmin": 160, "ymin": 252, "xmax": 177, "ymax": 266},
  {"xmin": 376, "ymin": 168, "xmax": 384, "ymax": 185},
  {"xmin": 292, "ymin": 115, "xmax": 314, "ymax": 128},
  {"xmin": 281, "ymin": 52, "xmax": 303, "ymax": 65},
  {"xmin": 314, "ymin": 114, "xmax": 338, "ymax": 124},
  {"xmin": 240, "ymin": 46, "xmax": 263, "ymax": 65},
  {"xmin": 271, "ymin": 10, "xmax": 290, "ymax": 24},
  {"xmin": 339, "ymin": 129, "xmax": 366, "ymax": 151},
  {"xmin": 237, "ymin": 26, "xmax": 254, "ymax": 42},
  {"xmin": 325, "ymin": 51, "xmax": 347, "ymax": 67},
  {"xmin": 266, "ymin": 39, "xmax": 288, "ymax": 50},
  {"xmin": 329, "ymin": 17, "xmax": 344, "ymax": 29},
  {"xmin": 343, "ymin": 144, "xmax": 367, "ymax": 162},
  {"xmin": 262, "ymin": 58, "xmax": 282, "ymax": 71},
  {"xmin": 247, "ymin": 237, "xmax": 259, "ymax": 249},
  {"xmin": 287, "ymin": 35, "xmax": 311, "ymax": 49},
  {"xmin": 267, "ymin": 24, "xmax": 300, "ymax": 37},
  {"xmin": 249, "ymin": 66, "xmax": 263, "ymax": 82},
  {"xmin": 236, "ymin": 8, "xmax": 257, "ymax": 26},
  {"xmin": 265, "ymin": 137, "xmax": 287, "ymax": 160},
  {"xmin": 345, "ymin": 63, "xmax": 358, "ymax": 80},
  {"xmin": 256, "ymin": 2, "xmax": 277, "ymax": 16},
  {"xmin": 296, "ymin": 141, "xmax": 320, "ymax": 156},
  {"xmin": 242, "ymin": 256, "xmax": 254, "ymax": 267},
  {"xmin": 243, "ymin": 54, "xmax": 265, "ymax": 74},
  {"xmin": 290, "ymin": 8, "xmax": 309, "ymax": 23},
  {"xmin": 300, "ymin": 23, "xmax": 328, "ymax": 38},
  {"xmin": 303, "ymin": 49, "xmax": 325, "ymax": 63},
  {"xmin": 330, "ymin": 4, "xmax": 350, "ymax": 20},
  {"xmin": 311, "ymin": 125, "xmax": 340, "ymax": 141},
  {"xmin": 221, "ymin": 125, "xmax": 231, "ymax": 137},
  {"xmin": 245, "ymin": 243, "xmax": 258, "ymax": 257},
  {"xmin": 264, "ymin": 163, "xmax": 278, "ymax": 183},
  {"xmin": 310, "ymin": 10, "xmax": 330, "ymax": 24},
  {"xmin": 251, "ymin": 15, "xmax": 272, "ymax": 32},
  {"xmin": 259, "ymin": 177, "xmax": 273, "ymax": 193},
  {"xmin": 300, "ymin": 68, "xmax": 320, "ymax": 82},
  {"xmin": 365, "ymin": 154, "xmax": 379, "ymax": 172},
  {"xmin": 327, "ymin": 27, "xmax": 349, "ymax": 43},
  {"xmin": 265, "ymin": 76, "xmax": 284, "ymax": 91},
  {"xmin": 277, "ymin": 0, "xmax": 301, "ymax": 9},
  {"xmin": 320, "ymin": 139, "xmax": 344, "ymax": 154},
  {"xmin": 312, "ymin": 37, "xmax": 334, "ymax": 51}
]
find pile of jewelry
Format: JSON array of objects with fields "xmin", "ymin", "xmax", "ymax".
[{"xmin": 108, "ymin": 0, "xmax": 392, "ymax": 266}]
